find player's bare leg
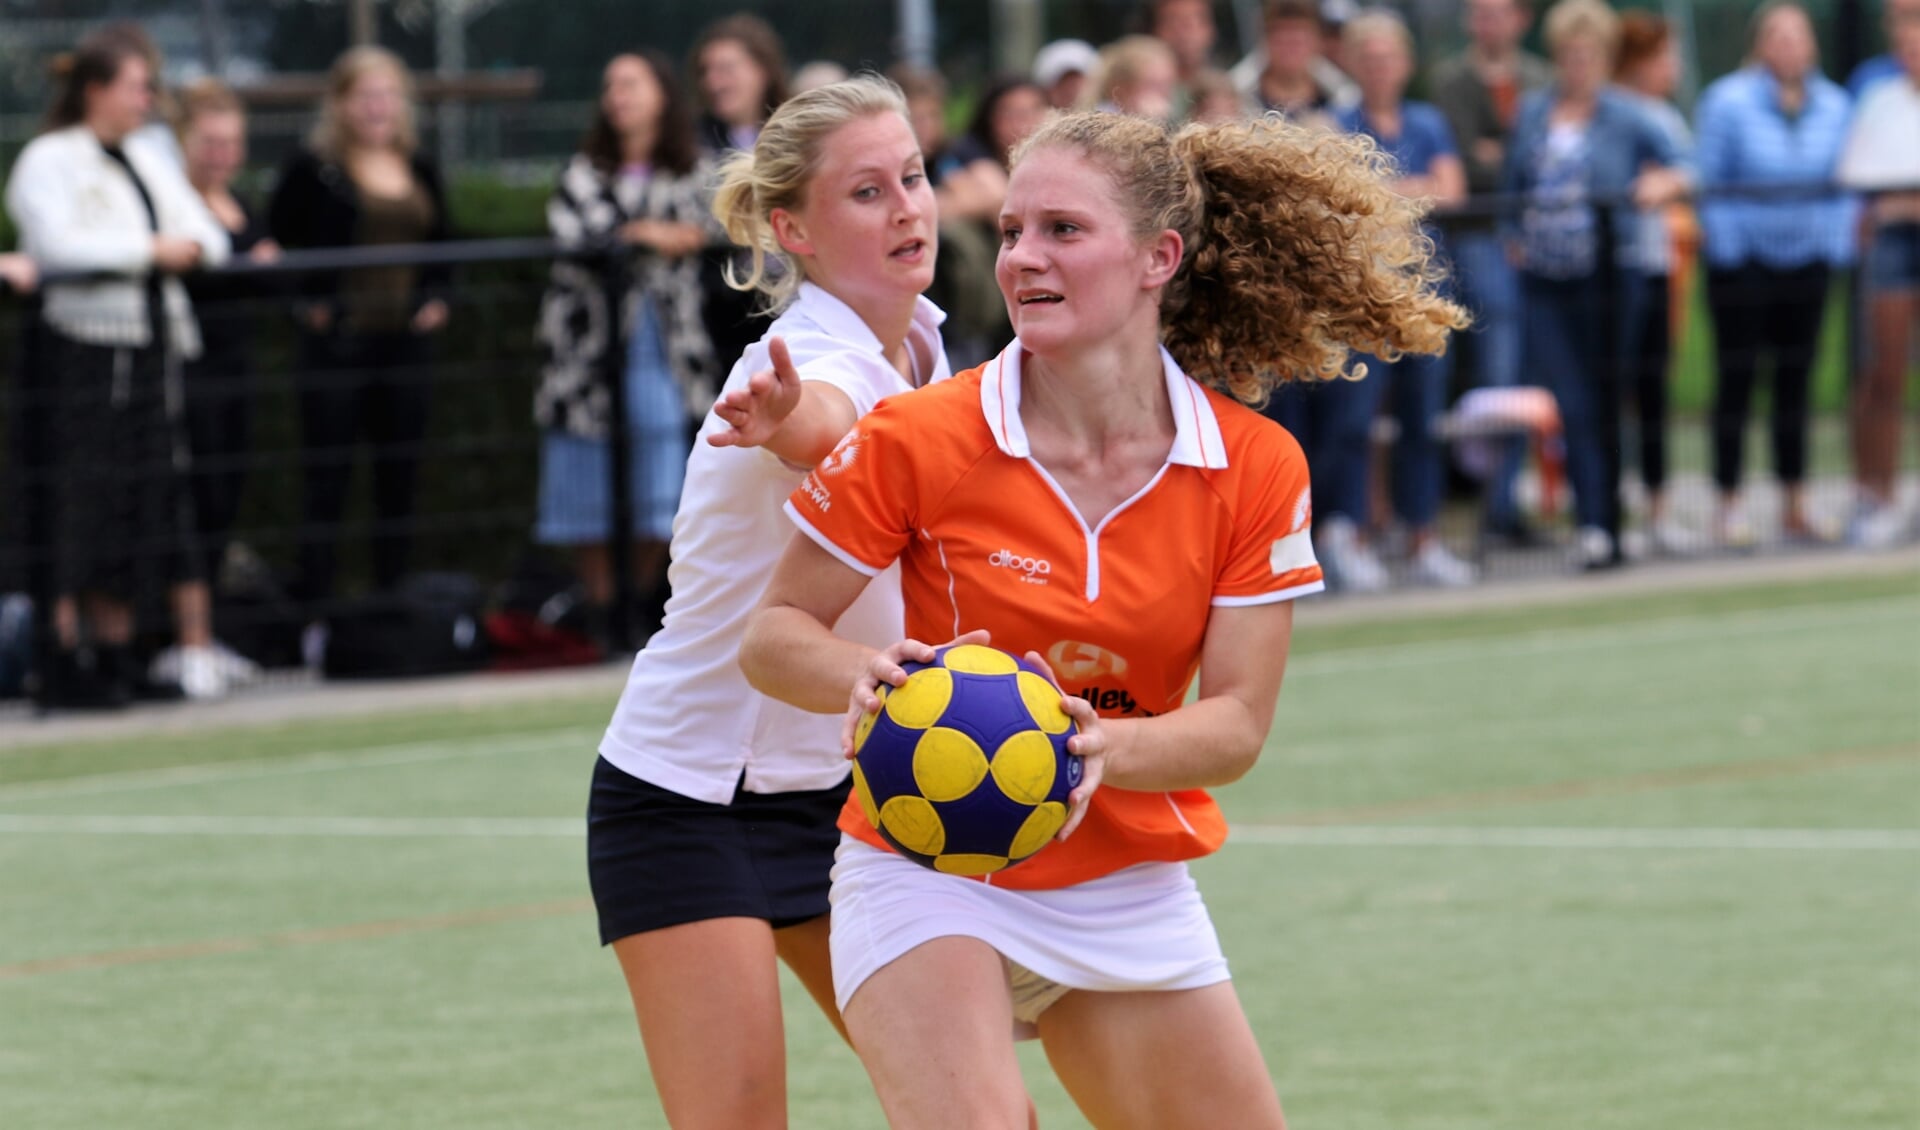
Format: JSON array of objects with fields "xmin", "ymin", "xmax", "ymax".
[
  {"xmin": 1036, "ymin": 982, "xmax": 1286, "ymax": 1130},
  {"xmin": 772, "ymin": 912, "xmax": 849, "ymax": 1044},
  {"xmin": 612, "ymin": 916, "xmax": 790, "ymax": 1130},
  {"xmin": 842, "ymin": 935, "xmax": 1033, "ymax": 1129}
]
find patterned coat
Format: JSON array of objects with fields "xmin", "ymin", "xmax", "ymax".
[{"xmin": 535, "ymin": 153, "xmax": 719, "ymax": 439}]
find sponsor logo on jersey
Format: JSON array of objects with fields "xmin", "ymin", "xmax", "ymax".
[
  {"xmin": 799, "ymin": 474, "xmax": 831, "ymax": 512},
  {"xmin": 989, "ymin": 548, "xmax": 1051, "ymax": 583},
  {"xmin": 1070, "ymin": 685, "xmax": 1158, "ymax": 717},
  {"xmin": 1046, "ymin": 640, "xmax": 1129, "ymax": 682},
  {"xmin": 820, "ymin": 431, "xmax": 862, "ymax": 476}
]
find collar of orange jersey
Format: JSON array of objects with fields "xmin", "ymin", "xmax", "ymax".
[{"xmin": 979, "ymin": 341, "xmax": 1229, "ymax": 470}]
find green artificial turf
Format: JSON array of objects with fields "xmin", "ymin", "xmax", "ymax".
[{"xmin": 2, "ymin": 572, "xmax": 1914, "ymax": 1128}]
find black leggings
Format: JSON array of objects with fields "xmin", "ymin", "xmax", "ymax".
[
  {"xmin": 1706, "ymin": 263, "xmax": 1830, "ymax": 491},
  {"xmin": 1622, "ymin": 273, "xmax": 1671, "ymax": 492},
  {"xmin": 182, "ymin": 353, "xmax": 251, "ymax": 575},
  {"xmin": 296, "ymin": 331, "xmax": 432, "ymax": 602}
]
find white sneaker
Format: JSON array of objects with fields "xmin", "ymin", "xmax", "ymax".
[
  {"xmin": 1575, "ymin": 525, "xmax": 1616, "ymax": 569},
  {"xmin": 1320, "ymin": 516, "xmax": 1389, "ymax": 593},
  {"xmin": 1412, "ymin": 541, "xmax": 1478, "ymax": 587},
  {"xmin": 1848, "ymin": 501, "xmax": 1908, "ymax": 551},
  {"xmin": 1650, "ymin": 520, "xmax": 1703, "ymax": 557},
  {"xmin": 177, "ymin": 645, "xmax": 229, "ymax": 700},
  {"xmin": 1716, "ymin": 505, "xmax": 1757, "ymax": 550}
]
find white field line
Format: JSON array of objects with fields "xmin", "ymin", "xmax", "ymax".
[
  {"xmin": 1284, "ymin": 595, "xmax": 1920, "ymax": 679},
  {"xmin": 0, "ymin": 813, "xmax": 1915, "ymax": 852},
  {"xmin": 0, "ymin": 813, "xmax": 583, "ymax": 837},
  {"xmin": 0, "ymin": 728, "xmax": 599, "ymax": 802},
  {"xmin": 1229, "ymin": 824, "xmax": 1920, "ymax": 852},
  {"xmin": 1, "ymin": 593, "xmax": 1911, "ymax": 805}
]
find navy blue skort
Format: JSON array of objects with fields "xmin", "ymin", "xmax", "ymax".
[{"xmin": 586, "ymin": 756, "xmax": 849, "ymax": 945}]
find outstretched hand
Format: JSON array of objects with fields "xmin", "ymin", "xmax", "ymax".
[{"xmin": 708, "ymin": 336, "xmax": 804, "ymax": 449}]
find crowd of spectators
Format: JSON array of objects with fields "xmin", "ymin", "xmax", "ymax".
[{"xmin": 1, "ymin": 0, "xmax": 1916, "ymax": 707}]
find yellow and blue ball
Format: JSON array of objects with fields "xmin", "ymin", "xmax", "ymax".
[{"xmin": 851, "ymin": 644, "xmax": 1083, "ymax": 877}]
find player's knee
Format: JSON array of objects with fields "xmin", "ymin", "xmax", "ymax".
[{"xmin": 661, "ymin": 1074, "xmax": 788, "ymax": 1130}]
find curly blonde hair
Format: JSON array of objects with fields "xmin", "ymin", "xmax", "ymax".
[{"xmin": 1012, "ymin": 112, "xmax": 1468, "ymax": 405}]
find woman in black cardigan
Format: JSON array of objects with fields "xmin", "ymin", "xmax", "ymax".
[{"xmin": 268, "ymin": 45, "xmax": 451, "ymax": 612}]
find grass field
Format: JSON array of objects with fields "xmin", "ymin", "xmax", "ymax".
[{"xmin": 2, "ymin": 571, "xmax": 1916, "ymax": 1129}]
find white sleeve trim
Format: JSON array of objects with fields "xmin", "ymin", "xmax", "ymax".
[
  {"xmin": 1211, "ymin": 579, "xmax": 1326, "ymax": 607},
  {"xmin": 783, "ymin": 500, "xmax": 884, "ymax": 577}
]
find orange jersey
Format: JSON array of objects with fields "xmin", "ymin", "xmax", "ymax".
[{"xmin": 785, "ymin": 345, "xmax": 1324, "ymax": 889}]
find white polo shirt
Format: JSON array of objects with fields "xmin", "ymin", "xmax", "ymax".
[
  {"xmin": 598, "ymin": 282, "xmax": 950, "ymax": 804},
  {"xmin": 1838, "ymin": 75, "xmax": 1920, "ymax": 191}
]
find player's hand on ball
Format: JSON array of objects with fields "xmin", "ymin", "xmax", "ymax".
[
  {"xmin": 842, "ymin": 629, "xmax": 992, "ymax": 758},
  {"xmin": 708, "ymin": 336, "xmax": 804, "ymax": 449},
  {"xmin": 1054, "ymin": 694, "xmax": 1107, "ymax": 841},
  {"xmin": 1021, "ymin": 650, "xmax": 1106, "ymax": 842}
]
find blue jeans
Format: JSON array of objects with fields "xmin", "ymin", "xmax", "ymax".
[
  {"xmin": 535, "ymin": 301, "xmax": 691, "ymax": 545},
  {"xmin": 1450, "ymin": 231, "xmax": 1526, "ymax": 527},
  {"xmin": 1365, "ymin": 350, "xmax": 1453, "ymax": 529},
  {"xmin": 1522, "ymin": 272, "xmax": 1625, "ymax": 532},
  {"xmin": 1263, "ymin": 373, "xmax": 1382, "ymax": 525}
]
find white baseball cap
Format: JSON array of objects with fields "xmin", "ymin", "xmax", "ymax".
[{"xmin": 1032, "ymin": 39, "xmax": 1100, "ymax": 88}]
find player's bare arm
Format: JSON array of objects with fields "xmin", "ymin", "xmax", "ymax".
[
  {"xmin": 1068, "ymin": 600, "xmax": 1295, "ymax": 795},
  {"xmin": 707, "ymin": 335, "xmax": 860, "ymax": 466},
  {"xmin": 742, "ymin": 534, "xmax": 991, "ymax": 734},
  {"xmin": 741, "ymin": 533, "xmax": 883, "ymax": 714}
]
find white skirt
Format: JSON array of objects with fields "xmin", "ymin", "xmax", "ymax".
[{"xmin": 828, "ymin": 836, "xmax": 1230, "ymax": 1036}]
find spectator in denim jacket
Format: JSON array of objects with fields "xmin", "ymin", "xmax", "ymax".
[
  {"xmin": 1279, "ymin": 9, "xmax": 1476, "ymax": 592},
  {"xmin": 1500, "ymin": 0, "xmax": 1685, "ymax": 569},
  {"xmin": 1694, "ymin": 2, "xmax": 1852, "ymax": 546},
  {"xmin": 1429, "ymin": 0, "xmax": 1554, "ymax": 544}
]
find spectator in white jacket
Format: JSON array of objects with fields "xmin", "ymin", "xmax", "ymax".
[{"xmin": 3, "ymin": 24, "xmax": 230, "ymax": 708}]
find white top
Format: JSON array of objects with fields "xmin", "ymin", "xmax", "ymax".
[
  {"xmin": 1837, "ymin": 75, "xmax": 1920, "ymax": 190},
  {"xmin": 598, "ymin": 282, "xmax": 951, "ymax": 804},
  {"xmin": 4, "ymin": 125, "xmax": 230, "ymax": 353}
]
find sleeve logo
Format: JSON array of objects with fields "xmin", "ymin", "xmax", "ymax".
[
  {"xmin": 1271, "ymin": 487, "xmax": 1317, "ymax": 575},
  {"xmin": 798, "ymin": 473, "xmax": 831, "ymax": 512},
  {"xmin": 820, "ymin": 431, "xmax": 863, "ymax": 476}
]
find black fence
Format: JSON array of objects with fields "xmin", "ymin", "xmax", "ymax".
[
  {"xmin": 1, "ymin": 180, "xmax": 1910, "ymax": 711},
  {"xmin": 0, "ymin": 238, "xmax": 651, "ymax": 708}
]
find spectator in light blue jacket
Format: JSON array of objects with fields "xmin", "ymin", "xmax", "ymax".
[
  {"xmin": 1499, "ymin": 0, "xmax": 1685, "ymax": 569},
  {"xmin": 1694, "ymin": 1, "xmax": 1851, "ymax": 547}
]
